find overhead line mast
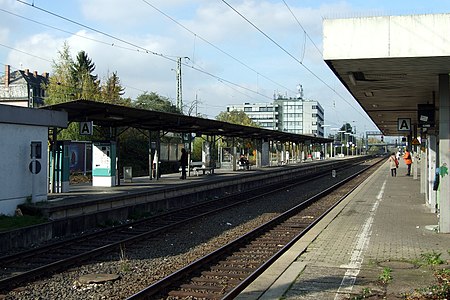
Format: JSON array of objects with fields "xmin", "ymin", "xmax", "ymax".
[
  {"xmin": 176, "ymin": 57, "xmax": 189, "ymax": 112},
  {"xmin": 176, "ymin": 57, "xmax": 182, "ymax": 111}
]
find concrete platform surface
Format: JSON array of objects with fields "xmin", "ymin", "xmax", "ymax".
[{"xmin": 236, "ymin": 162, "xmax": 450, "ymax": 299}]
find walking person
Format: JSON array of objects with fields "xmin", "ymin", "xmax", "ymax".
[
  {"xmin": 403, "ymin": 148, "xmax": 412, "ymax": 176},
  {"xmin": 179, "ymin": 148, "xmax": 188, "ymax": 179},
  {"xmin": 388, "ymin": 152, "xmax": 398, "ymax": 177}
]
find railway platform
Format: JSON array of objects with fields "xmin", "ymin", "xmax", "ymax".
[
  {"xmin": 20, "ymin": 158, "xmax": 336, "ymax": 223},
  {"xmin": 4, "ymin": 158, "xmax": 355, "ymax": 252},
  {"xmin": 237, "ymin": 161, "xmax": 450, "ymax": 299}
]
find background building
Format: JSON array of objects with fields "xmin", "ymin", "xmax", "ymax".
[
  {"xmin": 227, "ymin": 102, "xmax": 280, "ymax": 130},
  {"xmin": 227, "ymin": 88, "xmax": 325, "ymax": 137},
  {"xmin": 0, "ymin": 65, "xmax": 49, "ymax": 107}
]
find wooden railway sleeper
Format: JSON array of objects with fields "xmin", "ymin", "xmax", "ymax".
[
  {"xmin": 221, "ymin": 258, "xmax": 262, "ymax": 265},
  {"xmin": 180, "ymin": 283, "xmax": 225, "ymax": 291},
  {"xmin": 217, "ymin": 262, "xmax": 261, "ymax": 268},
  {"xmin": 191, "ymin": 277, "xmax": 240, "ymax": 284},
  {"xmin": 238, "ymin": 246, "xmax": 276, "ymax": 254},
  {"xmin": 168, "ymin": 290, "xmax": 221, "ymax": 299},
  {"xmin": 252, "ymin": 238, "xmax": 295, "ymax": 245},
  {"xmin": 210, "ymin": 266, "xmax": 255, "ymax": 272},
  {"xmin": 250, "ymin": 237, "xmax": 294, "ymax": 243},
  {"xmin": 201, "ymin": 271, "xmax": 249, "ymax": 278}
]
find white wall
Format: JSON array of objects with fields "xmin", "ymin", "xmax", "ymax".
[
  {"xmin": 0, "ymin": 123, "xmax": 48, "ymax": 215},
  {"xmin": 324, "ymin": 14, "xmax": 450, "ymax": 59}
]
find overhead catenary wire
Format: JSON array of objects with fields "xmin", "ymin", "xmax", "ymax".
[
  {"xmin": 9, "ymin": 0, "xmax": 373, "ymax": 126},
  {"xmin": 1, "ymin": 37, "xmax": 270, "ymax": 105},
  {"xmin": 139, "ymin": 0, "xmax": 296, "ymax": 96},
  {"xmin": 281, "ymin": 0, "xmax": 345, "ymax": 126},
  {"xmin": 0, "ymin": 43, "xmax": 53, "ymax": 63},
  {"xmin": 13, "ymin": 0, "xmax": 272, "ymax": 104},
  {"xmin": 0, "ymin": 8, "xmax": 147, "ymax": 55},
  {"xmin": 1, "ymin": 40, "xmax": 271, "ymax": 104},
  {"xmin": 15, "ymin": 0, "xmax": 168, "ymax": 59},
  {"xmin": 0, "ymin": 50, "xmax": 147, "ymax": 95},
  {"xmin": 221, "ymin": 0, "xmax": 373, "ymax": 124},
  {"xmin": 281, "ymin": 0, "xmax": 323, "ymax": 57}
]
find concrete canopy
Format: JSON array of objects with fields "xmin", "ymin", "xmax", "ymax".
[
  {"xmin": 323, "ymin": 14, "xmax": 450, "ymax": 136},
  {"xmin": 42, "ymin": 99, "xmax": 332, "ymax": 144}
]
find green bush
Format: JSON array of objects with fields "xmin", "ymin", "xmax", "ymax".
[{"xmin": 0, "ymin": 214, "xmax": 47, "ymax": 232}]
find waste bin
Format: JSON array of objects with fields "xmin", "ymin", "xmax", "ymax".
[{"xmin": 123, "ymin": 166, "xmax": 132, "ymax": 183}]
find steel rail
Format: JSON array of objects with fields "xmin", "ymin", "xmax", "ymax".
[
  {"xmin": 126, "ymin": 158, "xmax": 383, "ymax": 299},
  {"xmin": 0, "ymin": 158, "xmax": 371, "ymax": 293}
]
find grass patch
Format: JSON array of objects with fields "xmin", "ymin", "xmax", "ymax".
[
  {"xmin": 378, "ymin": 267, "xmax": 393, "ymax": 285},
  {"xmin": 405, "ymin": 281, "xmax": 450, "ymax": 299},
  {"xmin": 403, "ymin": 253, "xmax": 450, "ymax": 299},
  {"xmin": 351, "ymin": 287, "xmax": 373, "ymax": 299},
  {"xmin": 98, "ymin": 219, "xmax": 121, "ymax": 228},
  {"xmin": 119, "ymin": 244, "xmax": 131, "ymax": 272},
  {"xmin": 0, "ymin": 214, "xmax": 47, "ymax": 232},
  {"xmin": 418, "ymin": 251, "xmax": 445, "ymax": 266},
  {"xmin": 128, "ymin": 210, "xmax": 152, "ymax": 221},
  {"xmin": 435, "ymin": 269, "xmax": 450, "ymax": 285}
]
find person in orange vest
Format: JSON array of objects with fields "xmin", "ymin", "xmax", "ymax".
[{"xmin": 403, "ymin": 149, "xmax": 412, "ymax": 176}]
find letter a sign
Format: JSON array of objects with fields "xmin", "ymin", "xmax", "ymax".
[
  {"xmin": 398, "ymin": 118, "xmax": 411, "ymax": 131},
  {"xmin": 80, "ymin": 121, "xmax": 93, "ymax": 135}
]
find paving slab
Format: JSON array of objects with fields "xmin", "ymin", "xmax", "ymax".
[{"xmin": 236, "ymin": 162, "xmax": 450, "ymax": 300}]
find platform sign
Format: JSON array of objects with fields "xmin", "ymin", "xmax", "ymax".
[
  {"xmin": 398, "ymin": 118, "xmax": 411, "ymax": 131},
  {"xmin": 80, "ymin": 121, "xmax": 93, "ymax": 135}
]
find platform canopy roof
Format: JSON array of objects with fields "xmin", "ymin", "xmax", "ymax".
[
  {"xmin": 42, "ymin": 99, "xmax": 332, "ymax": 144},
  {"xmin": 323, "ymin": 14, "xmax": 449, "ymax": 136}
]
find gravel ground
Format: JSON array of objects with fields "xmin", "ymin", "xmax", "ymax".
[{"xmin": 3, "ymin": 163, "xmax": 372, "ymax": 300}]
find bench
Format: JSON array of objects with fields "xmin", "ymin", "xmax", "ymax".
[
  {"xmin": 180, "ymin": 162, "xmax": 215, "ymax": 176},
  {"xmin": 193, "ymin": 166, "xmax": 215, "ymax": 175},
  {"xmin": 191, "ymin": 162, "xmax": 215, "ymax": 175},
  {"xmin": 238, "ymin": 161, "xmax": 252, "ymax": 170}
]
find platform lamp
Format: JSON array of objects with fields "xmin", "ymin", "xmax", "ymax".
[
  {"xmin": 351, "ymin": 121, "xmax": 358, "ymax": 155},
  {"xmin": 344, "ymin": 132, "xmax": 351, "ymax": 156},
  {"xmin": 337, "ymin": 130, "xmax": 346, "ymax": 155},
  {"xmin": 330, "ymin": 127, "xmax": 340, "ymax": 158},
  {"xmin": 321, "ymin": 124, "xmax": 331, "ymax": 158}
]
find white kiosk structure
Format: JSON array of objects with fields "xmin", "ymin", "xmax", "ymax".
[{"xmin": 0, "ymin": 105, "xmax": 67, "ymax": 215}]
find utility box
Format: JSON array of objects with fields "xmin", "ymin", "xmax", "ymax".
[
  {"xmin": 92, "ymin": 141, "xmax": 117, "ymax": 187},
  {"xmin": 123, "ymin": 166, "xmax": 132, "ymax": 183}
]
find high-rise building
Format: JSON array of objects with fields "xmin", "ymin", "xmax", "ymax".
[
  {"xmin": 227, "ymin": 102, "xmax": 280, "ymax": 130},
  {"xmin": 226, "ymin": 89, "xmax": 325, "ymax": 137}
]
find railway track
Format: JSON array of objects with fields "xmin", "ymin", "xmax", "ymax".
[
  {"xmin": 0, "ymin": 158, "xmax": 379, "ymax": 296},
  {"xmin": 126, "ymin": 158, "xmax": 381, "ymax": 300}
]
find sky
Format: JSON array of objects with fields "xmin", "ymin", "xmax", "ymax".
[{"xmin": 1, "ymin": 0, "xmax": 450, "ymax": 136}]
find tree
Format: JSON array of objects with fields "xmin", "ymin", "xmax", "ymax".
[
  {"xmin": 119, "ymin": 129, "xmax": 149, "ymax": 176},
  {"xmin": 216, "ymin": 110, "xmax": 260, "ymax": 127},
  {"xmin": 44, "ymin": 41, "xmax": 76, "ymax": 105},
  {"xmin": 216, "ymin": 110, "xmax": 259, "ymax": 156},
  {"xmin": 336, "ymin": 123, "xmax": 354, "ymax": 142},
  {"xmin": 71, "ymin": 50, "xmax": 100, "ymax": 100},
  {"xmin": 120, "ymin": 92, "xmax": 182, "ymax": 177},
  {"xmin": 134, "ymin": 92, "xmax": 181, "ymax": 113},
  {"xmin": 100, "ymin": 71, "xmax": 128, "ymax": 105},
  {"xmin": 72, "ymin": 50, "xmax": 97, "ymax": 81}
]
